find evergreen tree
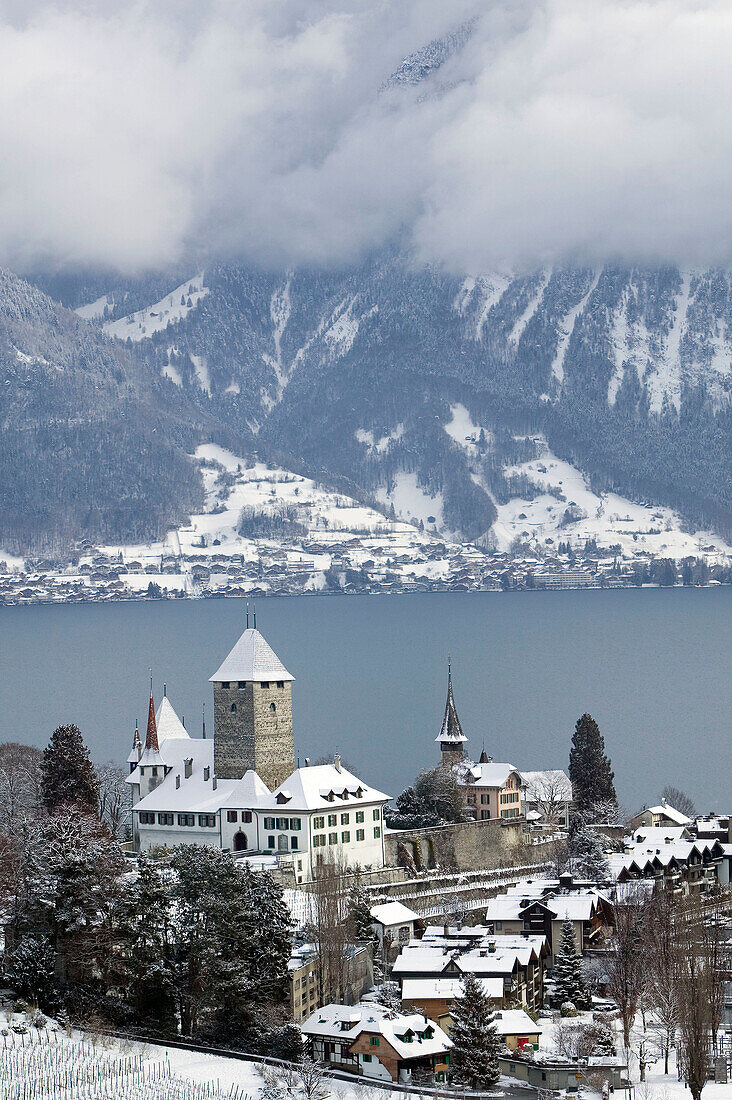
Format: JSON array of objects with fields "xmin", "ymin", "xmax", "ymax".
[
  {"xmin": 553, "ymin": 920, "xmax": 590, "ymax": 1009},
  {"xmin": 568, "ymin": 714, "xmax": 616, "ymax": 812},
  {"xmin": 41, "ymin": 724, "xmax": 99, "ymax": 815},
  {"xmin": 5, "ymin": 937, "xmax": 58, "ymax": 1009},
  {"xmin": 568, "ymin": 823, "xmax": 610, "ymax": 882},
  {"xmin": 116, "ymin": 854, "xmax": 177, "ymax": 1033},
  {"xmin": 449, "ymin": 971, "xmax": 501, "ymax": 1088},
  {"xmin": 346, "ymin": 881, "xmax": 375, "ymax": 945}
]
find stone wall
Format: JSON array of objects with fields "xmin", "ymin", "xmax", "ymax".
[
  {"xmin": 213, "ymin": 680, "xmax": 295, "ymax": 790},
  {"xmin": 384, "ymin": 817, "xmax": 529, "ymax": 874}
]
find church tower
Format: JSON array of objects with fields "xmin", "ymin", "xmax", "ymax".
[
  {"xmin": 209, "ymin": 625, "xmax": 295, "ymax": 790},
  {"xmin": 435, "ymin": 661, "xmax": 468, "ymax": 769}
]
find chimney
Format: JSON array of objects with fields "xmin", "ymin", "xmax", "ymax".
[
  {"xmin": 662, "ymin": 797, "xmax": 667, "ymax": 807},
  {"xmin": 305, "ymin": 757, "xmax": 311, "ymax": 767},
  {"xmin": 176, "ymin": 774, "xmax": 180, "ymax": 789},
  {"xmin": 204, "ymin": 766, "xmax": 210, "ymax": 782},
  {"xmin": 488, "ymin": 940, "xmax": 496, "ymax": 953},
  {"xmin": 334, "ymin": 753, "xmax": 342, "ymax": 773},
  {"xmin": 184, "ymin": 758, "xmax": 193, "ymax": 779}
]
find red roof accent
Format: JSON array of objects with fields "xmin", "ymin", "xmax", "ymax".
[{"xmin": 145, "ymin": 693, "xmax": 159, "ymax": 751}]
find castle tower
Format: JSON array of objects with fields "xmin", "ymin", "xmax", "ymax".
[
  {"xmin": 209, "ymin": 626, "xmax": 295, "ymax": 790},
  {"xmin": 435, "ymin": 661, "xmax": 468, "ymax": 769}
]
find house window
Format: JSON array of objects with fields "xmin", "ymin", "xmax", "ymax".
[
  {"xmin": 291, "ymin": 837, "xmax": 299, "ymax": 850},
  {"xmin": 264, "ymin": 817, "xmax": 276, "ymax": 829},
  {"xmin": 290, "ymin": 818, "xmax": 301, "ymax": 830},
  {"xmin": 356, "ymin": 829, "xmax": 365, "ymax": 841},
  {"xmin": 341, "ymin": 813, "xmax": 350, "ymax": 825},
  {"xmin": 328, "ymin": 814, "xmax": 337, "ymax": 827},
  {"xmin": 151, "ymin": 767, "xmax": 158, "ymax": 777},
  {"xmin": 328, "ymin": 833, "xmax": 338, "ymax": 845},
  {"xmin": 313, "ymin": 816, "xmax": 325, "ymax": 829},
  {"xmin": 356, "ymin": 811, "xmax": 364, "ymax": 823},
  {"xmin": 313, "ymin": 834, "xmax": 326, "ymax": 848},
  {"xmin": 369, "ymin": 1037, "xmax": 379, "ymax": 1047},
  {"xmin": 362, "ymin": 1054, "xmax": 372, "ymax": 1063},
  {"xmin": 157, "ymin": 813, "xmax": 173, "ymax": 825},
  {"xmin": 177, "ymin": 814, "xmax": 195, "ymax": 827},
  {"xmin": 139, "ymin": 812, "xmax": 155, "ymax": 824},
  {"xmin": 374, "ymin": 827, "xmax": 381, "ymax": 838},
  {"xmin": 198, "ymin": 814, "xmax": 216, "ymax": 828},
  {"xmin": 227, "ymin": 810, "xmax": 238, "ymax": 823},
  {"xmin": 276, "ymin": 817, "xmax": 289, "ymax": 829},
  {"xmin": 341, "ymin": 831, "xmax": 350, "ymax": 843},
  {"xmin": 373, "ymin": 809, "xmax": 380, "ymax": 820},
  {"xmin": 243, "ymin": 811, "xmax": 252, "ymax": 823},
  {"xmin": 267, "ymin": 835, "xmax": 275, "ymax": 848}
]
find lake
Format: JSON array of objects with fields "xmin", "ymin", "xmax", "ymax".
[{"xmin": 0, "ymin": 588, "xmax": 729, "ymax": 813}]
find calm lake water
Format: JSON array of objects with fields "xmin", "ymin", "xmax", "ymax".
[{"xmin": 0, "ymin": 588, "xmax": 730, "ymax": 813}]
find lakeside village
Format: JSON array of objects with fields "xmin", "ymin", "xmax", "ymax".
[
  {"xmin": 2, "ymin": 445, "xmax": 731, "ymax": 608},
  {"xmin": 1, "ymin": 625, "xmax": 731, "ymax": 1100}
]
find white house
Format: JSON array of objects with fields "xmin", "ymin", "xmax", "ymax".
[{"xmin": 370, "ymin": 901, "xmax": 419, "ymax": 951}]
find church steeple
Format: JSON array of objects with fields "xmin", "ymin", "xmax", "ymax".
[
  {"xmin": 145, "ymin": 691, "xmax": 159, "ymax": 752},
  {"xmin": 127, "ymin": 721, "xmax": 142, "ymax": 771},
  {"xmin": 435, "ymin": 659, "xmax": 467, "ymax": 768}
]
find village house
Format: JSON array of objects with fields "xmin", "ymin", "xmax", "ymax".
[
  {"xmin": 629, "ymin": 798, "xmax": 692, "ymax": 830},
  {"xmin": 126, "ymin": 624, "xmax": 390, "ymax": 883},
  {"xmin": 301, "ymin": 1003, "xmax": 452, "ymax": 1084},
  {"xmin": 370, "ymin": 901, "xmax": 420, "ymax": 958}
]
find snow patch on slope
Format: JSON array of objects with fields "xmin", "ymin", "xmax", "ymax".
[
  {"xmin": 646, "ymin": 270, "xmax": 691, "ymax": 413},
  {"xmin": 509, "ymin": 269, "xmax": 550, "ymax": 345},
  {"xmin": 75, "ymin": 294, "xmax": 111, "ymax": 321},
  {"xmin": 104, "ymin": 275, "xmax": 209, "ymax": 342},
  {"xmin": 375, "ymin": 472, "xmax": 445, "ymax": 531},
  {"xmin": 355, "ymin": 424, "xmax": 404, "ymax": 453},
  {"xmin": 190, "ymin": 353, "xmax": 210, "ymax": 394},
  {"xmin": 551, "ymin": 270, "xmax": 601, "ymax": 385}
]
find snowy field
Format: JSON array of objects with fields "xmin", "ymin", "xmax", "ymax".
[
  {"xmin": 444, "ymin": 403, "xmax": 732, "ymax": 561},
  {"xmin": 102, "ymin": 275, "xmax": 209, "ymax": 342}
]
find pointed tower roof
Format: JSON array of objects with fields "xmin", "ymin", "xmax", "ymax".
[
  {"xmin": 209, "ymin": 627, "xmax": 294, "ymax": 683},
  {"xmin": 435, "ymin": 665, "xmax": 468, "ymax": 745},
  {"xmin": 139, "ymin": 692, "xmax": 165, "ymax": 767},
  {"xmin": 126, "ymin": 722, "xmax": 142, "ymax": 765},
  {"xmin": 156, "ymin": 696, "xmax": 190, "ymax": 742}
]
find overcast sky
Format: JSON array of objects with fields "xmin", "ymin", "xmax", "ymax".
[{"xmin": 1, "ymin": 0, "xmax": 731, "ymax": 274}]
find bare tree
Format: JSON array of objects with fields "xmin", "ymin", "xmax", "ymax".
[
  {"xmin": 0, "ymin": 742, "xmax": 43, "ymax": 829},
  {"xmin": 675, "ymin": 893, "xmax": 719, "ymax": 1100},
  {"xmin": 527, "ymin": 771, "xmax": 572, "ymax": 827},
  {"xmin": 605, "ymin": 885, "xmax": 651, "ymax": 1052},
  {"xmin": 294, "ymin": 1055, "xmax": 328, "ymax": 1100},
  {"xmin": 661, "ymin": 785, "xmax": 695, "ymax": 818},
  {"xmin": 310, "ymin": 855, "xmax": 349, "ymax": 1004},
  {"xmin": 646, "ymin": 888, "xmax": 678, "ymax": 1074},
  {"xmin": 97, "ymin": 763, "xmax": 132, "ymax": 839}
]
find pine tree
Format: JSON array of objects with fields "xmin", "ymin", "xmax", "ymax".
[
  {"xmin": 41, "ymin": 724, "xmax": 99, "ymax": 815},
  {"xmin": 346, "ymin": 882, "xmax": 375, "ymax": 945},
  {"xmin": 568, "ymin": 714, "xmax": 616, "ymax": 812},
  {"xmin": 568, "ymin": 823, "xmax": 610, "ymax": 882},
  {"xmin": 116, "ymin": 854, "xmax": 177, "ymax": 1033},
  {"xmin": 449, "ymin": 971, "xmax": 501, "ymax": 1088},
  {"xmin": 5, "ymin": 937, "xmax": 58, "ymax": 1009},
  {"xmin": 553, "ymin": 920, "xmax": 590, "ymax": 1009}
]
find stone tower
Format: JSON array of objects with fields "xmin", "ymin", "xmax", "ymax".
[
  {"xmin": 435, "ymin": 662, "xmax": 468, "ymax": 769},
  {"xmin": 209, "ymin": 626, "xmax": 295, "ymax": 790}
]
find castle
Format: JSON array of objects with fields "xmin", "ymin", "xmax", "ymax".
[{"xmin": 126, "ymin": 624, "xmax": 389, "ymax": 884}]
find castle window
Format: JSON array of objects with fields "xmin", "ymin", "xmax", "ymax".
[
  {"xmin": 264, "ymin": 817, "xmax": 275, "ymax": 830},
  {"xmin": 178, "ymin": 813, "xmax": 195, "ymax": 827},
  {"xmin": 291, "ymin": 837, "xmax": 299, "ymax": 850},
  {"xmin": 328, "ymin": 832, "xmax": 338, "ymax": 845},
  {"xmin": 158, "ymin": 813, "xmax": 174, "ymax": 826},
  {"xmin": 356, "ymin": 811, "xmax": 364, "ymax": 823},
  {"xmin": 276, "ymin": 680, "xmax": 284, "ymax": 688},
  {"xmin": 341, "ymin": 813, "xmax": 350, "ymax": 825},
  {"xmin": 222, "ymin": 681, "xmax": 230, "ymax": 689},
  {"xmin": 243, "ymin": 811, "xmax": 252, "ymax": 823},
  {"xmin": 151, "ymin": 767, "xmax": 158, "ymax": 777},
  {"xmin": 139, "ymin": 812, "xmax": 155, "ymax": 824},
  {"xmin": 313, "ymin": 816, "xmax": 325, "ymax": 829},
  {"xmin": 227, "ymin": 811, "xmax": 238, "ymax": 823},
  {"xmin": 327, "ymin": 814, "xmax": 337, "ymax": 827},
  {"xmin": 356, "ymin": 829, "xmax": 365, "ymax": 841},
  {"xmin": 374, "ymin": 826, "xmax": 381, "ymax": 838},
  {"xmin": 313, "ymin": 834, "xmax": 326, "ymax": 847},
  {"xmin": 373, "ymin": 808, "xmax": 380, "ymax": 820},
  {"xmin": 269, "ymin": 702, "xmax": 276, "ymax": 713},
  {"xmin": 276, "ymin": 817, "xmax": 289, "ymax": 829},
  {"xmin": 341, "ymin": 831, "xmax": 350, "ymax": 843},
  {"xmin": 238, "ymin": 681, "xmax": 246, "ymax": 689},
  {"xmin": 198, "ymin": 814, "xmax": 216, "ymax": 828},
  {"xmin": 267, "ymin": 835, "xmax": 275, "ymax": 848},
  {"xmin": 230, "ymin": 703, "xmax": 237, "ymax": 713},
  {"xmin": 290, "ymin": 818, "xmax": 301, "ymax": 830},
  {"xmin": 261, "ymin": 681, "xmax": 270, "ymax": 689}
]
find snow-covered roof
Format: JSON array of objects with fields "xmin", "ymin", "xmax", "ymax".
[
  {"xmin": 209, "ymin": 627, "xmax": 294, "ymax": 683},
  {"xmin": 465, "ymin": 762, "xmax": 521, "ymax": 789},
  {"xmin": 521, "ymin": 769, "xmax": 573, "ymax": 802},
  {"xmin": 493, "ymin": 1009, "xmax": 543, "ymax": 1037},
  {"xmin": 401, "ymin": 977, "xmax": 504, "ymax": 1002},
  {"xmin": 484, "ymin": 896, "xmax": 526, "ymax": 922},
  {"xmin": 630, "ymin": 826, "xmax": 691, "ymax": 844},
  {"xmin": 156, "ymin": 696, "xmax": 190, "ymax": 742},
  {"xmin": 131, "ymin": 747, "xmax": 389, "ymax": 814},
  {"xmin": 269, "ymin": 762, "xmax": 389, "ymax": 811},
  {"xmin": 370, "ymin": 901, "xmax": 419, "ymax": 927},
  {"xmin": 638, "ymin": 803, "xmax": 691, "ymax": 825},
  {"xmin": 546, "ymin": 895, "xmax": 598, "ymax": 922},
  {"xmin": 301, "ymin": 1003, "xmax": 452, "ymax": 1060}
]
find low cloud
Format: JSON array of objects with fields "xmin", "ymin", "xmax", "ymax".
[{"xmin": 1, "ymin": 0, "xmax": 731, "ymax": 274}]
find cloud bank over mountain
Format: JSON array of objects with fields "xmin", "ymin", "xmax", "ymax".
[{"xmin": 2, "ymin": 0, "xmax": 731, "ymax": 273}]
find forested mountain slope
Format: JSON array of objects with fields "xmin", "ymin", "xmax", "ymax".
[{"xmin": 32, "ymin": 256, "xmax": 730, "ymax": 551}]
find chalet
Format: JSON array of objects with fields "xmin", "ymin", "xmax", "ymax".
[{"xmin": 302, "ymin": 1004, "xmax": 452, "ymax": 1084}]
